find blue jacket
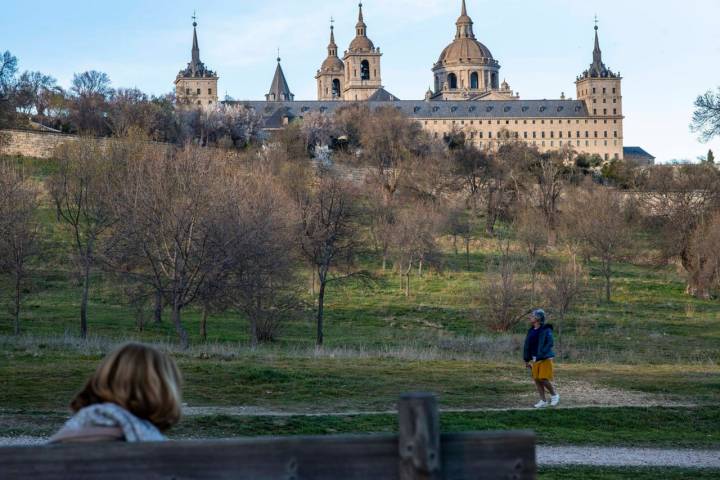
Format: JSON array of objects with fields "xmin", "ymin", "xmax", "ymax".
[{"xmin": 523, "ymin": 325, "xmax": 555, "ymax": 362}]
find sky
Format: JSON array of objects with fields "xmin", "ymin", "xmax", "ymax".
[{"xmin": 3, "ymin": 0, "xmax": 720, "ymax": 163}]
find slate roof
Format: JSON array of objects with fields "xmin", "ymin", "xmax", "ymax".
[
  {"xmin": 225, "ymin": 99, "xmax": 590, "ymax": 129},
  {"xmin": 266, "ymin": 61, "xmax": 294, "ymax": 101},
  {"xmin": 366, "ymin": 88, "xmax": 400, "ymax": 102},
  {"xmin": 623, "ymin": 147, "xmax": 655, "ymax": 165}
]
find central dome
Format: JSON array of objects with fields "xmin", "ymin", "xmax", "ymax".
[{"xmin": 438, "ymin": 37, "xmax": 494, "ymax": 66}]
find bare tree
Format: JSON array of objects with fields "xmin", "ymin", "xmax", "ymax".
[
  {"xmin": 207, "ymin": 169, "xmax": 300, "ymax": 346},
  {"xmin": 106, "ymin": 145, "xmax": 222, "ymax": 348},
  {"xmin": 294, "ymin": 173, "xmax": 361, "ymax": 346},
  {"xmin": 482, "ymin": 241, "xmax": 530, "ymax": 332},
  {"xmin": 692, "ymin": 87, "xmax": 720, "ymax": 142},
  {"xmin": 0, "ymin": 162, "xmax": 39, "ymax": 335},
  {"xmin": 565, "ymin": 186, "xmax": 632, "ymax": 302},
  {"xmin": 638, "ymin": 163, "xmax": 720, "ymax": 297},
  {"xmin": 530, "ymin": 149, "xmax": 572, "ymax": 245},
  {"xmin": 49, "ymin": 139, "xmax": 118, "ymax": 338},
  {"xmin": 391, "ymin": 203, "xmax": 443, "ymax": 297},
  {"xmin": 685, "ymin": 213, "xmax": 720, "ymax": 299},
  {"xmin": 515, "ymin": 204, "xmax": 548, "ymax": 300},
  {"xmin": 542, "ymin": 257, "xmax": 585, "ymax": 356}
]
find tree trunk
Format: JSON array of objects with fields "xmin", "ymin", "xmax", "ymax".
[
  {"xmin": 13, "ymin": 272, "xmax": 21, "ymax": 336},
  {"xmin": 154, "ymin": 289, "xmax": 163, "ymax": 324},
  {"xmin": 465, "ymin": 240, "xmax": 471, "ymax": 270},
  {"xmin": 172, "ymin": 300, "xmax": 189, "ymax": 349},
  {"xmin": 604, "ymin": 259, "xmax": 612, "ymax": 302},
  {"xmin": 453, "ymin": 235, "xmax": 458, "ymax": 255},
  {"xmin": 418, "ymin": 260, "xmax": 423, "ymax": 277},
  {"xmin": 200, "ymin": 305, "xmax": 208, "ymax": 342},
  {"xmin": 316, "ymin": 279, "xmax": 326, "ymax": 347},
  {"xmin": 80, "ymin": 260, "xmax": 90, "ymax": 339}
]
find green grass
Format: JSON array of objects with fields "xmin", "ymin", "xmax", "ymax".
[
  {"xmin": 2, "ymin": 406, "xmax": 718, "ymax": 449},
  {"xmin": 538, "ymin": 467, "xmax": 720, "ymax": 480}
]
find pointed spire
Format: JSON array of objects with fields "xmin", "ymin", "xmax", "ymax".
[
  {"xmin": 191, "ymin": 13, "xmax": 200, "ymax": 71},
  {"xmin": 356, "ymin": 2, "xmax": 367, "ymax": 36},
  {"xmin": 583, "ymin": 17, "xmax": 615, "ymax": 79},
  {"xmin": 456, "ymin": 0, "xmax": 474, "ymax": 39},
  {"xmin": 328, "ymin": 19, "xmax": 338, "ymax": 57},
  {"xmin": 266, "ymin": 57, "xmax": 294, "ymax": 102}
]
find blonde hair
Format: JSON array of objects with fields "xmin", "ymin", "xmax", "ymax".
[{"xmin": 71, "ymin": 343, "xmax": 183, "ymax": 431}]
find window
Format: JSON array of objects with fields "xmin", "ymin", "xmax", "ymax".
[
  {"xmin": 332, "ymin": 79, "xmax": 341, "ymax": 97},
  {"xmin": 585, "ymin": 131, "xmax": 589, "ymax": 138},
  {"xmin": 448, "ymin": 73, "xmax": 458, "ymax": 89},
  {"xmin": 604, "ymin": 131, "xmax": 608, "ymax": 138},
  {"xmin": 603, "ymin": 87, "xmax": 606, "ymax": 94},
  {"xmin": 603, "ymin": 109, "xmax": 607, "ymax": 115},
  {"xmin": 594, "ymin": 131, "xmax": 598, "ymax": 138},
  {"xmin": 470, "ymin": 72, "xmax": 479, "ymax": 89},
  {"xmin": 185, "ymin": 88, "xmax": 190, "ymax": 95},
  {"xmin": 542, "ymin": 132, "xmax": 546, "ymax": 139},
  {"xmin": 593, "ymin": 88, "xmax": 596, "ymax": 94},
  {"xmin": 208, "ymin": 88, "xmax": 213, "ymax": 95},
  {"xmin": 524, "ymin": 132, "xmax": 528, "ymax": 139},
  {"xmin": 533, "ymin": 132, "xmax": 537, "ymax": 139},
  {"xmin": 614, "ymin": 131, "xmax": 618, "ymax": 138},
  {"xmin": 361, "ymin": 60, "xmax": 370, "ymax": 80},
  {"xmin": 612, "ymin": 88, "xmax": 616, "ymax": 94},
  {"xmin": 615, "ymin": 153, "xmax": 619, "ymax": 160},
  {"xmin": 489, "ymin": 131, "xmax": 493, "ymax": 138},
  {"xmin": 197, "ymin": 88, "xmax": 201, "ymax": 94},
  {"xmin": 613, "ymin": 109, "xmax": 617, "ymax": 115},
  {"xmin": 577, "ymin": 131, "xmax": 580, "ymax": 138},
  {"xmin": 593, "ymin": 109, "xmax": 597, "ymax": 115}
]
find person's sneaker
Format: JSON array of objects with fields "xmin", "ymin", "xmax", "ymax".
[
  {"xmin": 534, "ymin": 400, "xmax": 548, "ymax": 409},
  {"xmin": 550, "ymin": 394, "xmax": 560, "ymax": 407}
]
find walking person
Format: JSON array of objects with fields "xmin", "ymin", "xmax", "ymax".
[{"xmin": 523, "ymin": 309, "xmax": 560, "ymax": 408}]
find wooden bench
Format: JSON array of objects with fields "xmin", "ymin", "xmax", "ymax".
[{"xmin": 0, "ymin": 393, "xmax": 536, "ymax": 479}]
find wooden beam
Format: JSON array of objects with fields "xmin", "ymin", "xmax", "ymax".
[{"xmin": 398, "ymin": 392, "xmax": 442, "ymax": 480}]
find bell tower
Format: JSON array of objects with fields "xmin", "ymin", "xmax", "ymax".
[
  {"xmin": 342, "ymin": 3, "xmax": 383, "ymax": 101},
  {"xmin": 316, "ymin": 21, "xmax": 345, "ymax": 100}
]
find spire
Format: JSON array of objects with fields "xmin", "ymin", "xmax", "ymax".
[
  {"xmin": 266, "ymin": 57, "xmax": 294, "ymax": 102},
  {"xmin": 356, "ymin": 2, "xmax": 367, "ymax": 36},
  {"xmin": 456, "ymin": 0, "xmax": 475, "ymax": 39},
  {"xmin": 191, "ymin": 13, "xmax": 201, "ymax": 71},
  {"xmin": 587, "ymin": 18, "xmax": 613, "ymax": 78},
  {"xmin": 328, "ymin": 20, "xmax": 338, "ymax": 57}
]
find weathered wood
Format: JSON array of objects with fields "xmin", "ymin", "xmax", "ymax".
[
  {"xmin": 0, "ymin": 393, "xmax": 536, "ymax": 480},
  {"xmin": 398, "ymin": 392, "xmax": 442, "ymax": 480}
]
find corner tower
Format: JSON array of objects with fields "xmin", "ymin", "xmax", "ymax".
[
  {"xmin": 175, "ymin": 15, "xmax": 219, "ymax": 107},
  {"xmin": 576, "ymin": 22, "xmax": 624, "ymax": 159},
  {"xmin": 316, "ymin": 22, "xmax": 345, "ymax": 100},
  {"xmin": 342, "ymin": 3, "xmax": 383, "ymax": 101}
]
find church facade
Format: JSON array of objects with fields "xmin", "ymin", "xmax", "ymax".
[{"xmin": 176, "ymin": 2, "xmax": 626, "ymax": 161}]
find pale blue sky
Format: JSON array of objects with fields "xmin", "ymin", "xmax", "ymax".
[{"xmin": 4, "ymin": 0, "xmax": 720, "ymax": 162}]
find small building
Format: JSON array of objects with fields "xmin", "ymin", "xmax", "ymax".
[{"xmin": 623, "ymin": 147, "xmax": 656, "ymax": 166}]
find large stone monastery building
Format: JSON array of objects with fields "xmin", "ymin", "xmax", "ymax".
[{"xmin": 176, "ymin": 1, "xmax": 628, "ymax": 161}]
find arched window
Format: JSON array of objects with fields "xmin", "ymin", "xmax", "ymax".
[
  {"xmin": 332, "ymin": 79, "xmax": 341, "ymax": 98},
  {"xmin": 361, "ymin": 60, "xmax": 370, "ymax": 80},
  {"xmin": 448, "ymin": 73, "xmax": 458, "ymax": 89},
  {"xmin": 470, "ymin": 72, "xmax": 479, "ymax": 89},
  {"xmin": 491, "ymin": 73, "xmax": 498, "ymax": 89}
]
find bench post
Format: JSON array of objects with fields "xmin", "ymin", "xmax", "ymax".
[{"xmin": 398, "ymin": 392, "xmax": 442, "ymax": 480}]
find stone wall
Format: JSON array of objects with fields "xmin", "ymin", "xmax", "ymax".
[{"xmin": 0, "ymin": 129, "xmax": 83, "ymax": 159}]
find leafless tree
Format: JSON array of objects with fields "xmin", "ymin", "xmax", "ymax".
[
  {"xmin": 293, "ymin": 173, "xmax": 361, "ymax": 346},
  {"xmin": 685, "ymin": 213, "xmax": 720, "ymax": 299},
  {"xmin": 515, "ymin": 204, "xmax": 548, "ymax": 300},
  {"xmin": 529, "ymin": 148, "xmax": 572, "ymax": 245},
  {"xmin": 0, "ymin": 162, "xmax": 39, "ymax": 335},
  {"xmin": 542, "ymin": 257, "xmax": 585, "ymax": 356},
  {"xmin": 482, "ymin": 241, "xmax": 531, "ymax": 332},
  {"xmin": 49, "ymin": 139, "xmax": 118, "ymax": 338},
  {"xmin": 564, "ymin": 186, "xmax": 633, "ymax": 302},
  {"xmin": 691, "ymin": 87, "xmax": 720, "ymax": 142},
  {"xmin": 207, "ymin": 169, "xmax": 301, "ymax": 345},
  {"xmin": 637, "ymin": 163, "xmax": 720, "ymax": 297},
  {"xmin": 391, "ymin": 203, "xmax": 443, "ymax": 297},
  {"xmin": 105, "ymin": 145, "xmax": 222, "ymax": 348}
]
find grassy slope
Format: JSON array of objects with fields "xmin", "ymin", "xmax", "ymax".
[{"xmin": 0, "ymin": 156, "xmax": 719, "ymax": 456}]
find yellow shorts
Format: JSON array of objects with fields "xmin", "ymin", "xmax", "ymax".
[{"xmin": 532, "ymin": 359, "xmax": 554, "ymax": 381}]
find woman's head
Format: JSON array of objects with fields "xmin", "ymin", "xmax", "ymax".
[{"xmin": 71, "ymin": 343, "xmax": 182, "ymax": 431}]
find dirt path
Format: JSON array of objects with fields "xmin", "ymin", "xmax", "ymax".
[{"xmin": 1, "ymin": 437, "xmax": 717, "ymax": 468}]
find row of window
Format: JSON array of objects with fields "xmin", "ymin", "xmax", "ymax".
[
  {"xmin": 463, "ymin": 130, "xmax": 618, "ymax": 140},
  {"xmin": 425, "ymin": 118, "xmax": 619, "ymax": 126},
  {"xmin": 185, "ymin": 88, "xmax": 213, "ymax": 95},
  {"xmin": 580, "ymin": 87, "xmax": 618, "ymax": 95}
]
